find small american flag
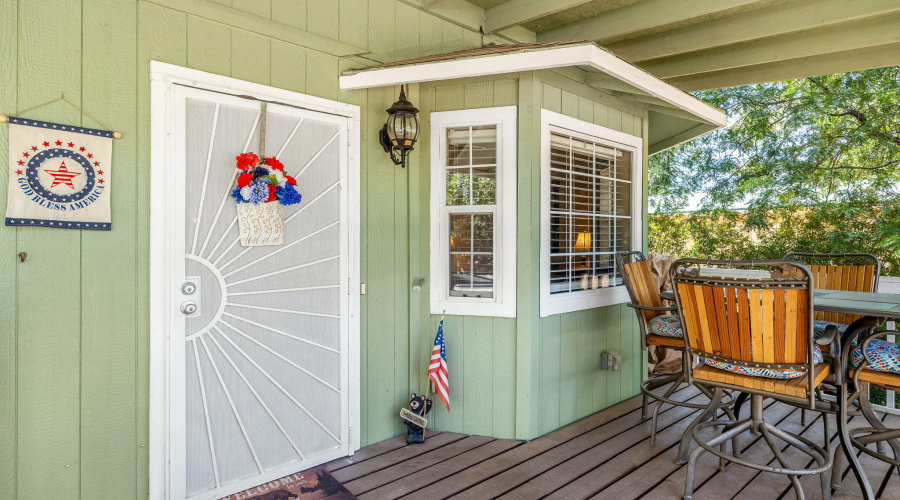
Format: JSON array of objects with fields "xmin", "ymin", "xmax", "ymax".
[{"xmin": 428, "ymin": 320, "xmax": 450, "ymax": 411}]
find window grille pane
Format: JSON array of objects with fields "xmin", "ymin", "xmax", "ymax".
[
  {"xmin": 548, "ymin": 132, "xmax": 631, "ymax": 295},
  {"xmin": 449, "ymin": 213, "xmax": 494, "ymax": 298},
  {"xmin": 447, "ymin": 126, "xmax": 497, "ymax": 206}
]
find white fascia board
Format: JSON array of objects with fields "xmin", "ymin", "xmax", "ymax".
[
  {"xmin": 339, "ymin": 44, "xmax": 726, "ymax": 128},
  {"xmin": 585, "ymin": 46, "xmax": 726, "ymax": 127},
  {"xmin": 340, "ymin": 44, "xmax": 595, "ymax": 90}
]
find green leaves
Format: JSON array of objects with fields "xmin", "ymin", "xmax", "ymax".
[{"xmin": 649, "ymin": 67, "xmax": 900, "ymax": 275}]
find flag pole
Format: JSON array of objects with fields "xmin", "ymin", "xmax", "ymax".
[{"xmin": 421, "ymin": 311, "xmax": 445, "ymax": 441}]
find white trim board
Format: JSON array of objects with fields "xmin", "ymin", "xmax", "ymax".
[
  {"xmin": 339, "ymin": 43, "xmax": 726, "ymax": 128},
  {"xmin": 149, "ymin": 61, "xmax": 361, "ymax": 500}
]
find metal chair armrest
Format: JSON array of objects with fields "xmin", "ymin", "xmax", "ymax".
[
  {"xmin": 816, "ymin": 324, "xmax": 839, "ymax": 346},
  {"xmin": 626, "ymin": 303, "xmax": 677, "ymax": 312}
]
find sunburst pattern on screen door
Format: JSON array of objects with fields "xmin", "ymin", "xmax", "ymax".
[{"xmin": 182, "ymin": 97, "xmax": 344, "ymax": 497}]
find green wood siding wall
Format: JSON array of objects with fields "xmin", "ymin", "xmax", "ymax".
[
  {"xmin": 0, "ymin": 2, "xmax": 649, "ymax": 498},
  {"xmin": 524, "ymin": 71, "xmax": 649, "ymax": 436}
]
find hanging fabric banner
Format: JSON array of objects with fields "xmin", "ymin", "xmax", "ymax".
[{"xmin": 5, "ymin": 117, "xmax": 113, "ymax": 230}]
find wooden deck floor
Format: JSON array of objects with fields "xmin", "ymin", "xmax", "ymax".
[{"xmin": 324, "ymin": 386, "xmax": 900, "ymax": 499}]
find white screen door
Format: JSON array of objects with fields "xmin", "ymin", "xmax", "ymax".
[{"xmin": 158, "ymin": 82, "xmax": 357, "ymax": 500}]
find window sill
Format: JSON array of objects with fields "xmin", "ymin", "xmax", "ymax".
[
  {"xmin": 431, "ymin": 298, "xmax": 516, "ymax": 318},
  {"xmin": 540, "ymin": 286, "xmax": 629, "ymax": 317}
]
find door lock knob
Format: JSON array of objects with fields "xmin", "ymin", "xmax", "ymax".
[{"xmin": 181, "ymin": 301, "xmax": 198, "ymax": 315}]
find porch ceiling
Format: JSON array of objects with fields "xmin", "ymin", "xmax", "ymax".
[{"xmin": 402, "ymin": 0, "xmax": 900, "ymax": 91}]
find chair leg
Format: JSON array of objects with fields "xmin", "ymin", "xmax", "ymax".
[
  {"xmin": 831, "ymin": 442, "xmax": 844, "ymax": 490},
  {"xmin": 801, "ymin": 408, "xmax": 808, "ymax": 426},
  {"xmin": 642, "ymin": 392, "xmax": 649, "ymax": 420},
  {"xmin": 838, "ymin": 380, "xmax": 877, "ymax": 500},
  {"xmin": 766, "ymin": 423, "xmax": 831, "ymax": 500},
  {"xmin": 760, "ymin": 425, "xmax": 806, "ymax": 500},
  {"xmin": 683, "ymin": 418, "xmax": 751, "ymax": 499},
  {"xmin": 733, "ymin": 392, "xmax": 750, "ymax": 420},
  {"xmin": 859, "ymin": 382, "xmax": 900, "ymax": 459},
  {"xmin": 676, "ymin": 386, "xmax": 724, "ymax": 465},
  {"xmin": 651, "ymin": 372, "xmax": 683, "ymax": 446}
]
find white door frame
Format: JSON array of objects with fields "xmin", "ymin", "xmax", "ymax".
[{"xmin": 149, "ymin": 61, "xmax": 361, "ymax": 499}]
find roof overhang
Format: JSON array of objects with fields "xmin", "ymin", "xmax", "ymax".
[{"xmin": 340, "ymin": 42, "xmax": 726, "ymax": 153}]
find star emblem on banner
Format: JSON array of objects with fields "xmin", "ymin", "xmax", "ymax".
[{"xmin": 43, "ymin": 161, "xmax": 82, "ymax": 189}]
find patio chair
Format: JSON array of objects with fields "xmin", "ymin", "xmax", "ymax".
[
  {"xmin": 734, "ymin": 254, "xmax": 880, "ymax": 424},
  {"xmin": 615, "ymin": 251, "xmax": 735, "ymax": 447},
  {"xmin": 837, "ymin": 328, "xmax": 900, "ymax": 499},
  {"xmin": 670, "ymin": 259, "xmax": 836, "ymax": 500}
]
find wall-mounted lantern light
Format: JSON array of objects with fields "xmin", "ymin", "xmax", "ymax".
[{"xmin": 379, "ymin": 85, "xmax": 419, "ymax": 168}]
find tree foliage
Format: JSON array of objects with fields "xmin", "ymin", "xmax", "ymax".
[{"xmin": 649, "ymin": 67, "xmax": 900, "ymax": 275}]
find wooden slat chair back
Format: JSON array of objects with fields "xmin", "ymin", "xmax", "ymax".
[
  {"xmin": 617, "ymin": 252, "xmax": 664, "ymax": 323},
  {"xmin": 671, "ymin": 260, "xmax": 828, "ymax": 401},
  {"xmin": 784, "ymin": 253, "xmax": 880, "ymax": 325},
  {"xmin": 616, "ymin": 251, "xmax": 685, "ymax": 350}
]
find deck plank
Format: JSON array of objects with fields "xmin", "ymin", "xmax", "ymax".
[
  {"xmin": 330, "ymin": 432, "xmax": 468, "ymax": 483},
  {"xmin": 322, "ymin": 388, "xmax": 896, "ymax": 500},
  {"xmin": 324, "ymin": 433, "xmax": 441, "ymax": 472},
  {"xmin": 593, "ymin": 399, "xmax": 787, "ymax": 500},
  {"xmin": 396, "ymin": 393, "xmax": 657, "ymax": 500},
  {"xmin": 494, "ymin": 391, "xmax": 711, "ymax": 500},
  {"xmin": 343, "ymin": 435, "xmax": 497, "ymax": 495},
  {"xmin": 357, "ymin": 438, "xmax": 524, "ymax": 500}
]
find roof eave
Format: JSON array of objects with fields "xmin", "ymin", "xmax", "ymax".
[{"xmin": 339, "ymin": 43, "xmax": 726, "ymax": 128}]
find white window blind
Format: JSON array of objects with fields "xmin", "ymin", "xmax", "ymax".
[
  {"xmin": 549, "ymin": 132, "xmax": 632, "ymax": 295},
  {"xmin": 540, "ymin": 109, "xmax": 642, "ymax": 317}
]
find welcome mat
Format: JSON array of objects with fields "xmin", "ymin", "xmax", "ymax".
[{"xmin": 219, "ymin": 467, "xmax": 356, "ymax": 500}]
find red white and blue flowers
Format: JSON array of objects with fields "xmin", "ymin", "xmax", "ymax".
[{"xmin": 231, "ymin": 152, "xmax": 301, "ymax": 206}]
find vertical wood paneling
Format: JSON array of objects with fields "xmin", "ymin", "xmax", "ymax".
[
  {"xmin": 232, "ymin": 0, "xmax": 271, "ymax": 19},
  {"xmin": 80, "ymin": 1, "xmax": 139, "ymax": 498},
  {"xmin": 231, "ymin": 31, "xmax": 271, "ymax": 85},
  {"xmin": 186, "ymin": 16, "xmax": 232, "ymax": 76},
  {"xmin": 307, "ymin": 0, "xmax": 339, "ymax": 40},
  {"xmin": 464, "ymin": 316, "xmax": 493, "ymax": 436},
  {"xmin": 492, "ymin": 318, "xmax": 516, "ymax": 439},
  {"xmin": 0, "ymin": 0, "xmax": 16, "ymax": 497},
  {"xmin": 271, "ymin": 0, "xmax": 307, "ymax": 30},
  {"xmin": 16, "ymin": 1, "xmax": 83, "ymax": 497},
  {"xmin": 539, "ymin": 315, "xmax": 561, "ymax": 433},
  {"xmin": 339, "ymin": 0, "xmax": 369, "ymax": 48},
  {"xmin": 365, "ymin": 85, "xmax": 397, "ymax": 442},
  {"xmin": 270, "ymin": 41, "xmax": 307, "ymax": 94}
]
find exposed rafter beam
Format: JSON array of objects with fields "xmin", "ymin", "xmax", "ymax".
[
  {"xmin": 538, "ymin": 0, "xmax": 763, "ymax": 44},
  {"xmin": 666, "ymin": 42, "xmax": 900, "ymax": 91},
  {"xmin": 642, "ymin": 13, "xmax": 900, "ymax": 79},
  {"xmin": 484, "ymin": 0, "xmax": 593, "ymax": 34},
  {"xmin": 397, "ymin": 0, "xmax": 537, "ymax": 43},
  {"xmin": 607, "ymin": 0, "xmax": 900, "ymax": 62}
]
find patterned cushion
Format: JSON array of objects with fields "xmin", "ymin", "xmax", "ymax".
[
  {"xmin": 814, "ymin": 320, "xmax": 848, "ymax": 340},
  {"xmin": 647, "ymin": 315, "xmax": 684, "ymax": 339},
  {"xmin": 851, "ymin": 339, "xmax": 900, "ymax": 374},
  {"xmin": 702, "ymin": 346, "xmax": 824, "ymax": 380}
]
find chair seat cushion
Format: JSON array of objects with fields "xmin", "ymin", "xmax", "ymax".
[
  {"xmin": 647, "ymin": 314, "xmax": 684, "ymax": 338},
  {"xmin": 851, "ymin": 339, "xmax": 900, "ymax": 374},
  {"xmin": 702, "ymin": 345, "xmax": 824, "ymax": 380}
]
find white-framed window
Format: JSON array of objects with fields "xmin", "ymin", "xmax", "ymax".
[
  {"xmin": 540, "ymin": 109, "xmax": 643, "ymax": 317},
  {"xmin": 430, "ymin": 106, "xmax": 517, "ymax": 318}
]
